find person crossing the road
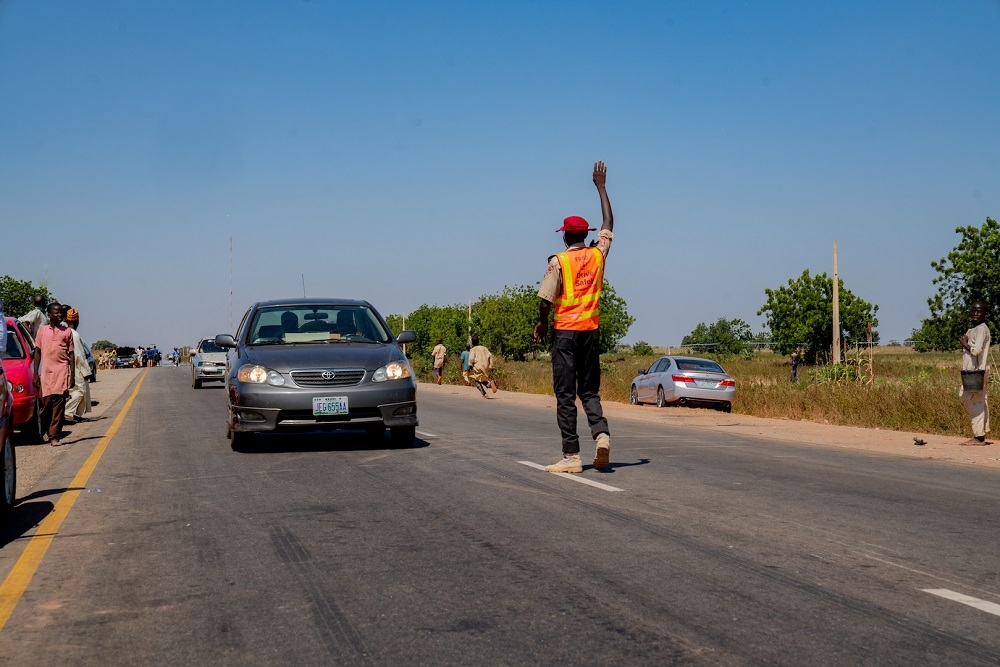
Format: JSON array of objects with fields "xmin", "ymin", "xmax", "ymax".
[
  {"xmin": 431, "ymin": 338, "xmax": 447, "ymax": 385},
  {"xmin": 533, "ymin": 161, "xmax": 614, "ymax": 473},
  {"xmin": 468, "ymin": 336, "xmax": 497, "ymax": 398}
]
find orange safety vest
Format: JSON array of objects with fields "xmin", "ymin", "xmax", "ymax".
[{"xmin": 553, "ymin": 247, "xmax": 604, "ymax": 331}]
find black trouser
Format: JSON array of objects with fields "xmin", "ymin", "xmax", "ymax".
[{"xmin": 552, "ymin": 329, "xmax": 609, "ymax": 455}]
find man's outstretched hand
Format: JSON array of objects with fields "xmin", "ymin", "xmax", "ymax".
[{"xmin": 593, "ymin": 160, "xmax": 607, "ymax": 189}]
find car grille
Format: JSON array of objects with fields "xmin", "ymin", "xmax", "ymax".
[{"xmin": 290, "ymin": 369, "xmax": 366, "ymax": 387}]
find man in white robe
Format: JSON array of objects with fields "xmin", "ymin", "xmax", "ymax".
[
  {"xmin": 959, "ymin": 300, "xmax": 990, "ymax": 445},
  {"xmin": 64, "ymin": 308, "xmax": 92, "ymax": 422}
]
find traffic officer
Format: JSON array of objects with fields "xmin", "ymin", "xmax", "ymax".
[{"xmin": 533, "ymin": 161, "xmax": 614, "ymax": 473}]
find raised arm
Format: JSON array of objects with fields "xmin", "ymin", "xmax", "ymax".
[{"xmin": 593, "ymin": 160, "xmax": 613, "ymax": 232}]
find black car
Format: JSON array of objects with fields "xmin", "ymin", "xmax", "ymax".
[{"xmin": 215, "ymin": 298, "xmax": 418, "ymax": 451}]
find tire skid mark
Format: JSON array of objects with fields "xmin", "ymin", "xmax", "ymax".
[{"xmin": 268, "ymin": 524, "xmax": 370, "ymax": 662}]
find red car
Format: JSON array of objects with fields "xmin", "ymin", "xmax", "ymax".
[
  {"xmin": 3, "ymin": 317, "xmax": 40, "ymax": 440},
  {"xmin": 1, "ymin": 353, "xmax": 16, "ymax": 518}
]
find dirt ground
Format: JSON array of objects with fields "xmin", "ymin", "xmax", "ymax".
[{"xmin": 419, "ymin": 382, "xmax": 1000, "ymax": 469}]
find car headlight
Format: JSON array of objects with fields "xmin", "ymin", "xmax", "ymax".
[
  {"xmin": 237, "ymin": 364, "xmax": 285, "ymax": 386},
  {"xmin": 372, "ymin": 361, "xmax": 411, "ymax": 382}
]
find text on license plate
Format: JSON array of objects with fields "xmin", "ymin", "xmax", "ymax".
[{"xmin": 313, "ymin": 396, "xmax": 349, "ymax": 415}]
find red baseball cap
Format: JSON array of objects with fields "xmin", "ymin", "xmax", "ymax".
[{"xmin": 556, "ymin": 215, "xmax": 596, "ymax": 233}]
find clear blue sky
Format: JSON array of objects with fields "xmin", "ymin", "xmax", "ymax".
[{"xmin": 2, "ymin": 1, "xmax": 998, "ymax": 349}]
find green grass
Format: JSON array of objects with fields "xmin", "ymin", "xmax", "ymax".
[{"xmin": 418, "ymin": 347, "xmax": 995, "ymax": 438}]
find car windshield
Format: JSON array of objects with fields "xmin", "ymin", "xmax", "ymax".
[
  {"xmin": 247, "ymin": 305, "xmax": 392, "ymax": 345},
  {"xmin": 5, "ymin": 330, "xmax": 25, "ymax": 359},
  {"xmin": 675, "ymin": 359, "xmax": 726, "ymax": 374},
  {"xmin": 199, "ymin": 340, "xmax": 224, "ymax": 353}
]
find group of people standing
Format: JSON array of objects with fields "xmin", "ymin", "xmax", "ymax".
[
  {"xmin": 429, "ymin": 337, "xmax": 497, "ymax": 398},
  {"xmin": 19, "ymin": 296, "xmax": 93, "ymax": 446}
]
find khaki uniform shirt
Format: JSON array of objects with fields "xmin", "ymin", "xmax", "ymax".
[
  {"xmin": 468, "ymin": 345, "xmax": 492, "ymax": 381},
  {"xmin": 537, "ymin": 230, "xmax": 613, "ymax": 303}
]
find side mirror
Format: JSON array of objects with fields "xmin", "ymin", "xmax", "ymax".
[
  {"xmin": 638, "ymin": 368, "xmax": 647, "ymax": 375},
  {"xmin": 396, "ymin": 330, "xmax": 416, "ymax": 344},
  {"xmin": 215, "ymin": 334, "xmax": 237, "ymax": 349}
]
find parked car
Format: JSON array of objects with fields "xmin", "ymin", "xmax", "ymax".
[
  {"xmin": 2, "ymin": 317, "xmax": 41, "ymax": 440},
  {"xmin": 115, "ymin": 346, "xmax": 139, "ymax": 368},
  {"xmin": 630, "ymin": 356, "xmax": 735, "ymax": 412},
  {"xmin": 215, "ymin": 298, "xmax": 418, "ymax": 451},
  {"xmin": 1, "ymin": 357, "xmax": 17, "ymax": 519},
  {"xmin": 191, "ymin": 338, "xmax": 228, "ymax": 388}
]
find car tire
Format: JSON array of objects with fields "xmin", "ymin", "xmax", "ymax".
[
  {"xmin": 365, "ymin": 425, "xmax": 385, "ymax": 442},
  {"xmin": 1, "ymin": 432, "xmax": 15, "ymax": 520},
  {"xmin": 389, "ymin": 426, "xmax": 416, "ymax": 448},
  {"xmin": 230, "ymin": 430, "xmax": 252, "ymax": 452},
  {"xmin": 192, "ymin": 376, "xmax": 202, "ymax": 389},
  {"xmin": 656, "ymin": 386, "xmax": 666, "ymax": 408},
  {"xmin": 630, "ymin": 385, "xmax": 639, "ymax": 405},
  {"xmin": 29, "ymin": 399, "xmax": 44, "ymax": 443},
  {"xmin": 722, "ymin": 403, "xmax": 732, "ymax": 413}
]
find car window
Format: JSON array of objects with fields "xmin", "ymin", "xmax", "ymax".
[
  {"xmin": 651, "ymin": 358, "xmax": 667, "ymax": 373},
  {"xmin": 5, "ymin": 330, "xmax": 25, "ymax": 359},
  {"xmin": 235, "ymin": 307, "xmax": 252, "ymax": 342},
  {"xmin": 248, "ymin": 305, "xmax": 392, "ymax": 345},
  {"xmin": 675, "ymin": 359, "xmax": 726, "ymax": 374},
  {"xmin": 199, "ymin": 339, "xmax": 224, "ymax": 353}
]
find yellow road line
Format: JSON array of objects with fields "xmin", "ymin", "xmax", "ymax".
[{"xmin": 0, "ymin": 369, "xmax": 148, "ymax": 632}]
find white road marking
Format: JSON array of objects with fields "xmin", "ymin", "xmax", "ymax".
[
  {"xmin": 921, "ymin": 589, "xmax": 1000, "ymax": 617},
  {"xmin": 518, "ymin": 461, "xmax": 624, "ymax": 492},
  {"xmin": 415, "ymin": 430, "xmax": 438, "ymax": 438}
]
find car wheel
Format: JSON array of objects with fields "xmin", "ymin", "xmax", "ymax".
[
  {"xmin": 230, "ymin": 430, "xmax": 252, "ymax": 452},
  {"xmin": 1, "ymin": 432, "xmax": 15, "ymax": 519},
  {"xmin": 389, "ymin": 426, "xmax": 416, "ymax": 448},
  {"xmin": 192, "ymin": 376, "xmax": 202, "ymax": 389},
  {"xmin": 630, "ymin": 385, "xmax": 639, "ymax": 405},
  {"xmin": 365, "ymin": 425, "xmax": 385, "ymax": 441},
  {"xmin": 722, "ymin": 403, "xmax": 732, "ymax": 413},
  {"xmin": 31, "ymin": 399, "xmax": 44, "ymax": 443},
  {"xmin": 656, "ymin": 386, "xmax": 666, "ymax": 408}
]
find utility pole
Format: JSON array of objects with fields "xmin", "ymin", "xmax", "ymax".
[
  {"xmin": 832, "ymin": 240, "xmax": 841, "ymax": 364},
  {"xmin": 229, "ymin": 237, "xmax": 233, "ymax": 333}
]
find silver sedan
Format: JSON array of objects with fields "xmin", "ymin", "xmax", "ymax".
[{"xmin": 630, "ymin": 356, "xmax": 735, "ymax": 412}]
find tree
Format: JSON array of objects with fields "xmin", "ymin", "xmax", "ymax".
[
  {"xmin": 682, "ymin": 317, "xmax": 754, "ymax": 356},
  {"xmin": 0, "ymin": 275, "xmax": 53, "ymax": 318},
  {"xmin": 911, "ymin": 217, "xmax": 1000, "ymax": 352},
  {"xmin": 92, "ymin": 340, "xmax": 117, "ymax": 352},
  {"xmin": 388, "ymin": 280, "xmax": 635, "ymax": 362},
  {"xmin": 758, "ymin": 269, "xmax": 879, "ymax": 363}
]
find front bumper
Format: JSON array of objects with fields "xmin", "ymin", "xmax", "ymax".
[
  {"xmin": 194, "ymin": 366, "xmax": 227, "ymax": 381},
  {"xmin": 228, "ymin": 380, "xmax": 418, "ymax": 433}
]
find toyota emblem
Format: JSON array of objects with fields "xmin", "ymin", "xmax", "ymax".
[{"xmin": 321, "ymin": 371, "xmax": 336, "ymax": 380}]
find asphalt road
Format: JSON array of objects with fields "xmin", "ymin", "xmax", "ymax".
[{"xmin": 1, "ymin": 367, "xmax": 1000, "ymax": 665}]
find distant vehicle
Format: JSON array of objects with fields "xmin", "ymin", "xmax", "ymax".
[
  {"xmin": 115, "ymin": 346, "xmax": 139, "ymax": 368},
  {"xmin": 630, "ymin": 356, "xmax": 736, "ymax": 412},
  {"xmin": 1, "ymin": 355, "xmax": 17, "ymax": 519},
  {"xmin": 191, "ymin": 338, "xmax": 227, "ymax": 388},
  {"xmin": 2, "ymin": 317, "xmax": 41, "ymax": 440},
  {"xmin": 215, "ymin": 298, "xmax": 418, "ymax": 451}
]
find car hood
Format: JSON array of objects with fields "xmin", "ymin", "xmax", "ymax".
[{"xmin": 244, "ymin": 343, "xmax": 404, "ymax": 372}]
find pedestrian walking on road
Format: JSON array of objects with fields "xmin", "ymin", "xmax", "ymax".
[
  {"xmin": 33, "ymin": 302, "xmax": 75, "ymax": 446},
  {"xmin": 959, "ymin": 300, "xmax": 991, "ymax": 446},
  {"xmin": 468, "ymin": 336, "xmax": 497, "ymax": 398},
  {"xmin": 533, "ymin": 161, "xmax": 614, "ymax": 473},
  {"xmin": 790, "ymin": 352, "xmax": 800, "ymax": 383},
  {"xmin": 63, "ymin": 307, "xmax": 92, "ymax": 423},
  {"xmin": 432, "ymin": 338, "xmax": 447, "ymax": 385}
]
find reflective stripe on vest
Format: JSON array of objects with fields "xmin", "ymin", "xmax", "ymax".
[{"xmin": 553, "ymin": 247, "xmax": 604, "ymax": 331}]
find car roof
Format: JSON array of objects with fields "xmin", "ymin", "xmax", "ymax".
[{"xmin": 252, "ymin": 298, "xmax": 372, "ymax": 308}]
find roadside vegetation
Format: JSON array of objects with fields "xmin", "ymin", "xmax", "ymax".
[{"xmin": 417, "ymin": 346, "xmax": 997, "ymax": 439}]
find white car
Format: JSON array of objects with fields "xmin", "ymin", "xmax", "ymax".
[
  {"xmin": 191, "ymin": 338, "xmax": 228, "ymax": 388},
  {"xmin": 630, "ymin": 356, "xmax": 735, "ymax": 412}
]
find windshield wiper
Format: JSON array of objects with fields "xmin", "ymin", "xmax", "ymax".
[{"xmin": 250, "ymin": 339, "xmax": 284, "ymax": 346}]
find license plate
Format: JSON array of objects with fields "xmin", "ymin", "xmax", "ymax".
[
  {"xmin": 695, "ymin": 380, "xmax": 717, "ymax": 388},
  {"xmin": 313, "ymin": 396, "xmax": 348, "ymax": 415}
]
